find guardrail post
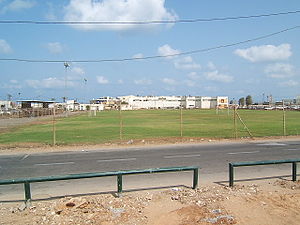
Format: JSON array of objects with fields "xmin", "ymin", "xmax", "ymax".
[
  {"xmin": 292, "ymin": 162, "xmax": 297, "ymax": 181},
  {"xmin": 229, "ymin": 163, "xmax": 234, "ymax": 187},
  {"xmin": 24, "ymin": 182, "xmax": 31, "ymax": 202},
  {"xmin": 117, "ymin": 174, "xmax": 123, "ymax": 195},
  {"xmin": 193, "ymin": 168, "xmax": 198, "ymax": 189}
]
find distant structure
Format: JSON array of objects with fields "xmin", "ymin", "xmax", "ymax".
[{"xmin": 118, "ymin": 95, "xmax": 228, "ymax": 110}]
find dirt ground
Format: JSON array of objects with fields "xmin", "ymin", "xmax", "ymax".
[
  {"xmin": 1, "ymin": 180, "xmax": 300, "ymax": 225},
  {"xmin": 1, "ymin": 134, "xmax": 300, "ymax": 156}
]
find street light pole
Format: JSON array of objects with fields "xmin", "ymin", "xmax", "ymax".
[{"xmin": 64, "ymin": 62, "xmax": 70, "ymax": 117}]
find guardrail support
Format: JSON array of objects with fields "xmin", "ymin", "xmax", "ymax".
[
  {"xmin": 117, "ymin": 174, "xmax": 123, "ymax": 195},
  {"xmin": 229, "ymin": 159, "xmax": 299, "ymax": 187},
  {"xmin": 229, "ymin": 163, "xmax": 234, "ymax": 187},
  {"xmin": 292, "ymin": 162, "xmax": 297, "ymax": 182},
  {"xmin": 193, "ymin": 168, "xmax": 199, "ymax": 189},
  {"xmin": 24, "ymin": 182, "xmax": 31, "ymax": 202}
]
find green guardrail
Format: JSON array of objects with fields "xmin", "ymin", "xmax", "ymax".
[
  {"xmin": 229, "ymin": 159, "xmax": 300, "ymax": 187},
  {"xmin": 0, "ymin": 166, "xmax": 199, "ymax": 203}
]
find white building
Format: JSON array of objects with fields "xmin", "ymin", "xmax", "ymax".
[
  {"xmin": 66, "ymin": 100, "xmax": 79, "ymax": 111},
  {"xmin": 181, "ymin": 96, "xmax": 202, "ymax": 109},
  {"xmin": 216, "ymin": 96, "xmax": 229, "ymax": 109},
  {"xmin": 90, "ymin": 104, "xmax": 104, "ymax": 111},
  {"xmin": 0, "ymin": 101, "xmax": 13, "ymax": 110},
  {"xmin": 119, "ymin": 95, "xmax": 182, "ymax": 110},
  {"xmin": 119, "ymin": 95, "xmax": 228, "ymax": 110},
  {"xmin": 198, "ymin": 96, "xmax": 228, "ymax": 109}
]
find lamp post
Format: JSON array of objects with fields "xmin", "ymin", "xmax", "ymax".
[{"xmin": 64, "ymin": 62, "xmax": 70, "ymax": 116}]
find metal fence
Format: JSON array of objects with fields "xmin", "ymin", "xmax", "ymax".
[
  {"xmin": 0, "ymin": 166, "xmax": 199, "ymax": 203},
  {"xmin": 229, "ymin": 159, "xmax": 300, "ymax": 187},
  {"xmin": 0, "ymin": 108, "xmax": 299, "ymax": 146}
]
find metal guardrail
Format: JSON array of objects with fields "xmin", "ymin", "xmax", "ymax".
[
  {"xmin": 0, "ymin": 166, "xmax": 199, "ymax": 202},
  {"xmin": 229, "ymin": 159, "xmax": 300, "ymax": 187}
]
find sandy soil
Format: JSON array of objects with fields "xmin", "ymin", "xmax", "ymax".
[{"xmin": 1, "ymin": 180, "xmax": 299, "ymax": 225}]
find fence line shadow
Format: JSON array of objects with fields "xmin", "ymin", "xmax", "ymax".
[
  {"xmin": 214, "ymin": 174, "xmax": 296, "ymax": 187},
  {"xmin": 0, "ymin": 184, "xmax": 189, "ymax": 203}
]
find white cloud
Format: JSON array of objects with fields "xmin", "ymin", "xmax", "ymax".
[
  {"xmin": 46, "ymin": 42, "xmax": 64, "ymax": 54},
  {"xmin": 157, "ymin": 44, "xmax": 180, "ymax": 59},
  {"xmin": 0, "ymin": 39, "xmax": 12, "ymax": 54},
  {"xmin": 184, "ymin": 80, "xmax": 196, "ymax": 87},
  {"xmin": 118, "ymin": 79, "xmax": 123, "ymax": 84},
  {"xmin": 71, "ymin": 67, "xmax": 85, "ymax": 76},
  {"xmin": 132, "ymin": 53, "xmax": 144, "ymax": 59},
  {"xmin": 134, "ymin": 78, "xmax": 152, "ymax": 85},
  {"xmin": 280, "ymin": 80, "xmax": 299, "ymax": 87},
  {"xmin": 187, "ymin": 72, "xmax": 201, "ymax": 80},
  {"xmin": 1, "ymin": 79, "xmax": 21, "ymax": 89},
  {"xmin": 26, "ymin": 77, "xmax": 72, "ymax": 89},
  {"xmin": 96, "ymin": 76, "xmax": 109, "ymax": 84},
  {"xmin": 207, "ymin": 62, "xmax": 217, "ymax": 70},
  {"xmin": 234, "ymin": 44, "xmax": 292, "ymax": 62},
  {"xmin": 10, "ymin": 79, "xmax": 18, "ymax": 84},
  {"xmin": 204, "ymin": 70, "xmax": 234, "ymax": 83},
  {"xmin": 245, "ymin": 78, "xmax": 260, "ymax": 84},
  {"xmin": 162, "ymin": 78, "xmax": 177, "ymax": 86},
  {"xmin": 45, "ymin": 2, "xmax": 57, "ymax": 20},
  {"xmin": 64, "ymin": 0, "xmax": 177, "ymax": 31},
  {"xmin": 204, "ymin": 86, "xmax": 218, "ymax": 92},
  {"xmin": 1, "ymin": 0, "xmax": 35, "ymax": 14},
  {"xmin": 174, "ymin": 56, "xmax": 201, "ymax": 70},
  {"xmin": 264, "ymin": 63, "xmax": 294, "ymax": 78}
]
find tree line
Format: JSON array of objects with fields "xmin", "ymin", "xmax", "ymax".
[{"xmin": 238, "ymin": 95, "xmax": 253, "ymax": 106}]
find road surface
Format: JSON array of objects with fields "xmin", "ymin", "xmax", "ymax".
[{"xmin": 0, "ymin": 140, "xmax": 299, "ymax": 201}]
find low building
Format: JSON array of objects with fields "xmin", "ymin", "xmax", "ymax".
[
  {"xmin": 66, "ymin": 100, "xmax": 80, "ymax": 111},
  {"xmin": 119, "ymin": 95, "xmax": 182, "ymax": 110},
  {"xmin": 119, "ymin": 95, "xmax": 228, "ymax": 110},
  {"xmin": 0, "ymin": 100, "xmax": 13, "ymax": 110},
  {"xmin": 18, "ymin": 100, "xmax": 54, "ymax": 109}
]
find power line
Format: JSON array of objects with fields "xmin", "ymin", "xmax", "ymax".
[
  {"xmin": 0, "ymin": 25, "xmax": 299, "ymax": 63},
  {"xmin": 1, "ymin": 10, "xmax": 300, "ymax": 25}
]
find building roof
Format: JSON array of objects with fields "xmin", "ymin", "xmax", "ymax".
[{"xmin": 17, "ymin": 100, "xmax": 55, "ymax": 103}]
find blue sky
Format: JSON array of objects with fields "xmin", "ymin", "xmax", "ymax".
[{"xmin": 0, "ymin": 0, "xmax": 300, "ymax": 103}]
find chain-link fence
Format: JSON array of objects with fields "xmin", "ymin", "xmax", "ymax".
[{"xmin": 0, "ymin": 108, "xmax": 299, "ymax": 146}]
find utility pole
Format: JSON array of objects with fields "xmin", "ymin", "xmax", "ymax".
[{"xmin": 64, "ymin": 62, "xmax": 70, "ymax": 117}]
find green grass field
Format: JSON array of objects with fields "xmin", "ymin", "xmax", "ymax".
[{"xmin": 0, "ymin": 109, "xmax": 299, "ymax": 145}]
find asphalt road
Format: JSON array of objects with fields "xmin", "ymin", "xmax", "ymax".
[{"xmin": 0, "ymin": 139, "xmax": 300, "ymax": 201}]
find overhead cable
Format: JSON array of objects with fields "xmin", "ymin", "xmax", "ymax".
[
  {"xmin": 0, "ymin": 10, "xmax": 300, "ymax": 25},
  {"xmin": 0, "ymin": 25, "xmax": 299, "ymax": 63}
]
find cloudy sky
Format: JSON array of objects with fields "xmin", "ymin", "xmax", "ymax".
[{"xmin": 0, "ymin": 0, "xmax": 300, "ymax": 102}]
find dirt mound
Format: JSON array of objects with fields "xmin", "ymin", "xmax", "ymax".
[{"xmin": 1, "ymin": 180, "xmax": 299, "ymax": 225}]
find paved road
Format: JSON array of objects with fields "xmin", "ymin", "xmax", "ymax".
[{"xmin": 0, "ymin": 140, "xmax": 299, "ymax": 200}]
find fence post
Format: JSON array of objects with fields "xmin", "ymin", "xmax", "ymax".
[
  {"xmin": 229, "ymin": 163, "xmax": 234, "ymax": 187},
  {"xmin": 117, "ymin": 174, "xmax": 123, "ymax": 195},
  {"xmin": 233, "ymin": 106, "xmax": 237, "ymax": 139},
  {"xmin": 283, "ymin": 102, "xmax": 286, "ymax": 136},
  {"xmin": 193, "ymin": 168, "xmax": 198, "ymax": 189},
  {"xmin": 52, "ymin": 106, "xmax": 56, "ymax": 146},
  {"xmin": 24, "ymin": 182, "xmax": 31, "ymax": 202},
  {"xmin": 119, "ymin": 101, "xmax": 123, "ymax": 141},
  {"xmin": 292, "ymin": 162, "xmax": 297, "ymax": 181},
  {"xmin": 180, "ymin": 107, "xmax": 183, "ymax": 137}
]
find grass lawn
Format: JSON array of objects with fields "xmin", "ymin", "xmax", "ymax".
[{"xmin": 0, "ymin": 109, "xmax": 299, "ymax": 145}]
